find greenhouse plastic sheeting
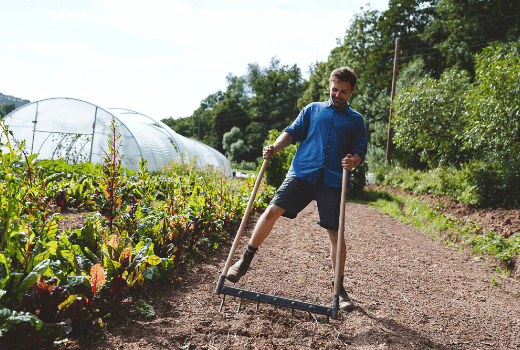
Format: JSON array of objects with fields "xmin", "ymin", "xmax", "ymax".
[{"xmin": 1, "ymin": 98, "xmax": 232, "ymax": 177}]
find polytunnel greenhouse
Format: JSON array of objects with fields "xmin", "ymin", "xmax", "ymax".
[{"xmin": 1, "ymin": 97, "xmax": 232, "ymax": 177}]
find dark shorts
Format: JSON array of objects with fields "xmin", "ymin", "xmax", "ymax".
[{"xmin": 269, "ymin": 176, "xmax": 342, "ymax": 231}]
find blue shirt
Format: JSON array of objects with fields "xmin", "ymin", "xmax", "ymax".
[{"xmin": 284, "ymin": 99, "xmax": 367, "ymax": 189}]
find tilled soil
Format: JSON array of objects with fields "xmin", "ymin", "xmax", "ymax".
[{"xmin": 50, "ymin": 200, "xmax": 519, "ymax": 349}]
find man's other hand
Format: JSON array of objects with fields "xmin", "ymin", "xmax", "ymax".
[
  {"xmin": 342, "ymin": 153, "xmax": 361, "ymax": 171},
  {"xmin": 263, "ymin": 145, "xmax": 276, "ymax": 159},
  {"xmin": 263, "ymin": 132, "xmax": 294, "ymax": 159}
]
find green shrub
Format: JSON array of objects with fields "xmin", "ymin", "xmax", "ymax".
[
  {"xmin": 463, "ymin": 161, "xmax": 520, "ymax": 208},
  {"xmin": 392, "ymin": 68, "xmax": 471, "ymax": 168},
  {"xmin": 260, "ymin": 129, "xmax": 297, "ymax": 188},
  {"xmin": 232, "ymin": 160, "xmax": 257, "ymax": 171},
  {"xmin": 387, "ymin": 42, "xmax": 520, "ymax": 208},
  {"xmin": 467, "ymin": 232, "xmax": 520, "ymax": 262},
  {"xmin": 461, "ymin": 42, "xmax": 520, "ymax": 208},
  {"xmin": 374, "ymin": 161, "xmax": 520, "ymax": 208},
  {"xmin": 349, "ymin": 163, "xmax": 366, "ymax": 195}
]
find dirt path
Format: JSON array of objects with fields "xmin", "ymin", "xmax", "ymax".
[{"xmin": 57, "ymin": 202, "xmax": 520, "ymax": 349}]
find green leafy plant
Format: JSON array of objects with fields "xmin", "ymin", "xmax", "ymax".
[
  {"xmin": 0, "ymin": 117, "xmax": 276, "ymax": 344},
  {"xmin": 260, "ymin": 129, "xmax": 297, "ymax": 188},
  {"xmin": 389, "ymin": 42, "xmax": 520, "ymax": 208},
  {"xmin": 135, "ymin": 299, "xmax": 155, "ymax": 319},
  {"xmin": 95, "ymin": 118, "xmax": 127, "ymax": 235},
  {"xmin": 467, "ymin": 232, "xmax": 520, "ymax": 262}
]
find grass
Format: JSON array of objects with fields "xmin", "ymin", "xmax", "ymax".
[{"xmin": 347, "ymin": 189, "xmax": 520, "ymax": 266}]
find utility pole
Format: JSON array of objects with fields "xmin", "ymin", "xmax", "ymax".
[
  {"xmin": 385, "ymin": 37, "xmax": 400, "ymax": 166},
  {"xmin": 198, "ymin": 114, "xmax": 200, "ymax": 141}
]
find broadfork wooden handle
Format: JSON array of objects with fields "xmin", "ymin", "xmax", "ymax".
[
  {"xmin": 220, "ymin": 158, "xmax": 270, "ymax": 277},
  {"xmin": 333, "ymin": 167, "xmax": 349, "ymax": 298}
]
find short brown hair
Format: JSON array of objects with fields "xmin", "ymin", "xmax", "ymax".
[{"xmin": 329, "ymin": 67, "xmax": 357, "ymax": 87}]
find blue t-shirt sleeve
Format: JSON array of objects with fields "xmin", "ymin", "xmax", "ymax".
[{"xmin": 284, "ymin": 105, "xmax": 311, "ymax": 144}]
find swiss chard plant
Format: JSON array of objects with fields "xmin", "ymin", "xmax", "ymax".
[{"xmin": 0, "ymin": 118, "xmax": 275, "ymax": 346}]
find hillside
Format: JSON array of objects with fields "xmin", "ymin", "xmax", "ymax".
[{"xmin": 0, "ymin": 93, "xmax": 29, "ymax": 108}]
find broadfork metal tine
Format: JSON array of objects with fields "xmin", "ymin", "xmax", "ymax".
[
  {"xmin": 327, "ymin": 316, "xmax": 330, "ymax": 324},
  {"xmin": 291, "ymin": 308, "xmax": 294, "ymax": 318},
  {"xmin": 237, "ymin": 298, "xmax": 243, "ymax": 313},
  {"xmin": 255, "ymin": 301, "xmax": 260, "ymax": 314},
  {"xmin": 219, "ymin": 295, "xmax": 226, "ymax": 312},
  {"xmin": 308, "ymin": 312, "xmax": 312, "ymax": 321}
]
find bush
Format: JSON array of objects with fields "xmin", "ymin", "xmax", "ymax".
[
  {"xmin": 468, "ymin": 232, "xmax": 520, "ymax": 262},
  {"xmin": 392, "ymin": 68, "xmax": 471, "ymax": 168},
  {"xmin": 464, "ymin": 161, "xmax": 520, "ymax": 208},
  {"xmin": 386, "ymin": 42, "xmax": 520, "ymax": 208},
  {"xmin": 375, "ymin": 165, "xmax": 475, "ymax": 204},
  {"xmin": 260, "ymin": 129, "xmax": 297, "ymax": 188},
  {"xmin": 232, "ymin": 160, "xmax": 257, "ymax": 172},
  {"xmin": 349, "ymin": 163, "xmax": 366, "ymax": 195},
  {"xmin": 462, "ymin": 41, "xmax": 520, "ymax": 208}
]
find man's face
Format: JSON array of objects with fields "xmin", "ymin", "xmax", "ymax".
[{"xmin": 329, "ymin": 80, "xmax": 355, "ymax": 108}]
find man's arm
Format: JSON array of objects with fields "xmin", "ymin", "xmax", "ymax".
[{"xmin": 263, "ymin": 132, "xmax": 294, "ymax": 159}]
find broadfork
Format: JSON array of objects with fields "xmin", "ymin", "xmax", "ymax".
[{"xmin": 215, "ymin": 159, "xmax": 349, "ymax": 322}]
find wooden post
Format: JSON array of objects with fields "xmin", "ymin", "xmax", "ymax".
[{"xmin": 385, "ymin": 38, "xmax": 400, "ymax": 166}]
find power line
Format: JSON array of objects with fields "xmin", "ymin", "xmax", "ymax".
[
  {"xmin": 164, "ymin": 100, "xmax": 299, "ymax": 125},
  {"xmin": 398, "ymin": 12, "xmax": 520, "ymax": 41},
  {"xmin": 398, "ymin": 34, "xmax": 520, "ymax": 61}
]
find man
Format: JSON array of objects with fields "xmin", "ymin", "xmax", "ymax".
[{"xmin": 227, "ymin": 67, "xmax": 367, "ymax": 312}]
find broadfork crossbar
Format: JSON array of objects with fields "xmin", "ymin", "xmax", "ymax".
[
  {"xmin": 216, "ymin": 275, "xmax": 332, "ymax": 322},
  {"xmin": 215, "ymin": 160, "xmax": 349, "ymax": 320}
]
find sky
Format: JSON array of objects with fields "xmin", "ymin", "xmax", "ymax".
[{"xmin": 1, "ymin": 0, "xmax": 389, "ymax": 121}]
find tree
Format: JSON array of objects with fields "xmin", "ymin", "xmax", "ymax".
[
  {"xmin": 222, "ymin": 127, "xmax": 251, "ymax": 163},
  {"xmin": 390, "ymin": 42, "xmax": 520, "ymax": 207},
  {"xmin": 244, "ymin": 121, "xmax": 265, "ymax": 161},
  {"xmin": 392, "ymin": 68, "xmax": 471, "ymax": 167},
  {"xmin": 162, "ymin": 58, "xmax": 305, "ymax": 164},
  {"xmin": 161, "ymin": 116, "xmax": 193, "ymax": 137},
  {"xmin": 297, "ymin": 61, "xmax": 330, "ymax": 110},
  {"xmin": 162, "ymin": 91, "xmax": 225, "ymax": 144},
  {"xmin": 423, "ymin": 0, "xmax": 520, "ymax": 76},
  {"xmin": 0, "ymin": 103, "xmax": 16, "ymax": 118},
  {"xmin": 225, "ymin": 74, "xmax": 250, "ymax": 105},
  {"xmin": 212, "ymin": 98, "xmax": 249, "ymax": 153},
  {"xmin": 395, "ymin": 58, "xmax": 428, "ymax": 92},
  {"xmin": 464, "ymin": 41, "xmax": 520, "ymax": 156},
  {"xmin": 299, "ymin": 3, "xmax": 437, "ymax": 169},
  {"xmin": 246, "ymin": 58, "xmax": 305, "ymax": 156}
]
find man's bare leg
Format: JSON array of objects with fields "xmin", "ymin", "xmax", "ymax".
[
  {"xmin": 226, "ymin": 205, "xmax": 285, "ymax": 282},
  {"xmin": 327, "ymin": 229, "xmax": 346, "ymax": 278},
  {"xmin": 327, "ymin": 229, "xmax": 354, "ymax": 311},
  {"xmin": 249, "ymin": 205, "xmax": 286, "ymax": 248}
]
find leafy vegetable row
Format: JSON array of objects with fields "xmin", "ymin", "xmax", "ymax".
[{"xmin": 0, "ymin": 119, "xmax": 274, "ymax": 346}]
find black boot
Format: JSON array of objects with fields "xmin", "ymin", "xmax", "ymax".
[{"xmin": 226, "ymin": 246, "xmax": 257, "ymax": 283}]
